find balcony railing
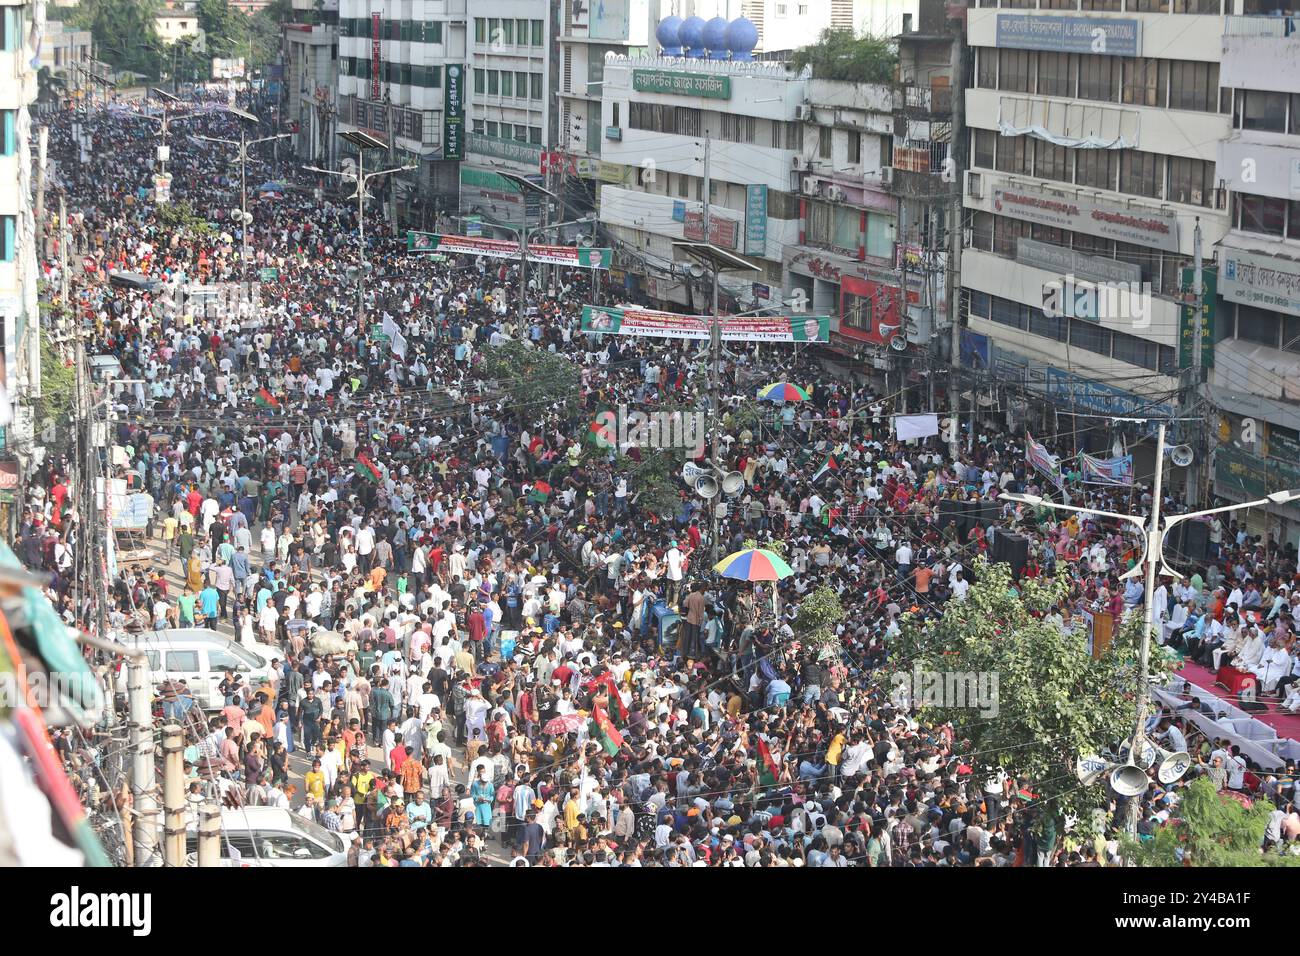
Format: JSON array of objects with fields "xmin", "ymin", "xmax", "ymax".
[{"xmin": 1224, "ymin": 14, "xmax": 1300, "ymax": 35}]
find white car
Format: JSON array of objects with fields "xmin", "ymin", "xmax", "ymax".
[
  {"xmin": 185, "ymin": 807, "xmax": 353, "ymax": 867},
  {"xmin": 117, "ymin": 629, "xmax": 276, "ymax": 709}
]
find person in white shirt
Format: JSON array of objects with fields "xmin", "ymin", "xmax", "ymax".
[{"xmin": 665, "ymin": 542, "xmax": 684, "ymax": 606}]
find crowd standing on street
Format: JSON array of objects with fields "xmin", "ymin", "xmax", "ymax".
[{"xmin": 25, "ymin": 90, "xmax": 1300, "ymax": 866}]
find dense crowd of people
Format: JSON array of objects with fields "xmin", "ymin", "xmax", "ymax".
[{"xmin": 21, "ymin": 90, "xmax": 1300, "ymax": 866}]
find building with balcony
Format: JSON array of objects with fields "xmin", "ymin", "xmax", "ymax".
[
  {"xmin": 283, "ymin": 19, "xmax": 339, "ymax": 169},
  {"xmin": 39, "ymin": 19, "xmax": 92, "ymax": 78},
  {"xmin": 555, "ymin": 0, "xmax": 652, "ymax": 221},
  {"xmin": 596, "ymin": 50, "xmax": 805, "ymax": 309},
  {"xmin": 154, "ymin": 11, "xmax": 203, "ymax": 44},
  {"xmin": 786, "ymin": 78, "xmax": 901, "ymax": 339},
  {"xmin": 1, "ymin": 0, "xmax": 44, "ymax": 533},
  {"xmin": 1207, "ymin": 11, "xmax": 1300, "ymax": 542},
  {"xmin": 462, "ymin": 0, "xmax": 555, "ymax": 232},
  {"xmin": 958, "ymin": 0, "xmax": 1235, "ymax": 473},
  {"xmin": 336, "ymin": 0, "xmax": 468, "ymax": 216}
]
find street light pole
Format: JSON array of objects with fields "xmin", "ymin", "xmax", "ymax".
[{"xmin": 1001, "ymin": 431, "xmax": 1300, "ymax": 842}]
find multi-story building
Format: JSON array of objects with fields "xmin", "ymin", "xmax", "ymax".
[
  {"xmin": 786, "ymin": 78, "xmax": 900, "ymax": 343},
  {"xmin": 555, "ymin": 0, "xmax": 651, "ymax": 221},
  {"xmin": 1207, "ymin": 11, "xmax": 1300, "ymax": 544},
  {"xmin": 336, "ymin": 0, "xmax": 468, "ymax": 217},
  {"xmin": 1, "ymin": 0, "xmax": 44, "ymax": 533},
  {"xmin": 597, "ymin": 38, "xmax": 803, "ymax": 310},
  {"xmin": 283, "ymin": 0, "xmax": 339, "ymax": 168},
  {"xmin": 959, "ymin": 0, "xmax": 1232, "ymax": 480},
  {"xmin": 154, "ymin": 11, "xmax": 203, "ymax": 45},
  {"xmin": 738, "ymin": 0, "xmax": 921, "ymax": 51},
  {"xmin": 40, "ymin": 20, "xmax": 92, "ymax": 78},
  {"xmin": 462, "ymin": 0, "xmax": 555, "ymax": 234}
]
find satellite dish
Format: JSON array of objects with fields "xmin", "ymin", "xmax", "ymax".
[
  {"xmin": 1170, "ymin": 445, "xmax": 1194, "ymax": 467},
  {"xmin": 889, "ymin": 333, "xmax": 908, "ymax": 352}
]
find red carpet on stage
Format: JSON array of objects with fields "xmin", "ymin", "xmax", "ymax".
[{"xmin": 1175, "ymin": 661, "xmax": 1300, "ymax": 742}]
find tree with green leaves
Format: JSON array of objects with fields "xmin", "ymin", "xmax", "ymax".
[
  {"xmin": 793, "ymin": 584, "xmax": 845, "ymax": 651},
  {"xmin": 789, "ymin": 28, "xmax": 897, "ymax": 84},
  {"xmin": 887, "ymin": 560, "xmax": 1173, "ymax": 833},
  {"xmin": 197, "ymin": 0, "xmax": 250, "ymax": 60},
  {"xmin": 1125, "ymin": 776, "xmax": 1300, "ymax": 867},
  {"xmin": 156, "ymin": 201, "xmax": 216, "ymax": 238},
  {"xmin": 474, "ymin": 340, "xmax": 582, "ymax": 419},
  {"xmin": 616, "ymin": 450, "xmax": 684, "ymax": 518},
  {"xmin": 83, "ymin": 0, "xmax": 165, "ymax": 78}
]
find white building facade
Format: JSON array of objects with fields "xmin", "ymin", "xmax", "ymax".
[
  {"xmin": 597, "ymin": 53, "xmax": 805, "ymax": 310},
  {"xmin": 335, "ymin": 0, "xmax": 468, "ymax": 210}
]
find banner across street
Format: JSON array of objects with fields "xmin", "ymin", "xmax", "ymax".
[
  {"xmin": 407, "ymin": 231, "xmax": 612, "ymax": 269},
  {"xmin": 581, "ymin": 305, "xmax": 830, "ymax": 343}
]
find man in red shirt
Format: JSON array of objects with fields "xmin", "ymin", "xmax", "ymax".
[{"xmin": 467, "ymin": 601, "xmax": 487, "ymax": 663}]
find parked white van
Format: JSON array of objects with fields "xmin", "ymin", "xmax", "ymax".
[
  {"xmin": 117, "ymin": 629, "xmax": 276, "ymax": 709},
  {"xmin": 185, "ymin": 807, "xmax": 352, "ymax": 867}
]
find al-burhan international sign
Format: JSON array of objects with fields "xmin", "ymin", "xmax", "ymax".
[
  {"xmin": 996, "ymin": 14, "xmax": 1140, "ymax": 57},
  {"xmin": 633, "ymin": 70, "xmax": 731, "ymax": 99}
]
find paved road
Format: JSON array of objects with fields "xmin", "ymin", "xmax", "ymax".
[{"xmin": 136, "ymin": 526, "xmax": 513, "ymax": 865}]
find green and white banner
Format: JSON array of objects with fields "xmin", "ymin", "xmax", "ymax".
[
  {"xmin": 582, "ymin": 305, "xmax": 829, "ymax": 343},
  {"xmin": 406, "ymin": 231, "xmax": 611, "ymax": 269}
]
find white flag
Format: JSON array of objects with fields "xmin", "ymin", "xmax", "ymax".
[
  {"xmin": 893, "ymin": 413, "xmax": 938, "ymax": 441},
  {"xmin": 391, "ymin": 329, "xmax": 408, "ymax": 359}
]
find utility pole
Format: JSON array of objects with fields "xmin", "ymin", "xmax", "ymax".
[
  {"xmin": 1184, "ymin": 218, "xmax": 1204, "ymax": 508},
  {"xmin": 162, "ymin": 723, "xmax": 185, "ymax": 867},
  {"xmin": 1128, "ymin": 420, "xmax": 1165, "ymax": 840},
  {"xmin": 702, "ymin": 136, "xmax": 724, "ymax": 568},
  {"xmin": 947, "ymin": 27, "xmax": 966, "ymax": 464},
  {"xmin": 896, "ymin": 195, "xmax": 908, "ymax": 415},
  {"xmin": 197, "ymin": 803, "xmax": 221, "ymax": 866},
  {"xmin": 129, "ymin": 654, "xmax": 159, "ymax": 866}
]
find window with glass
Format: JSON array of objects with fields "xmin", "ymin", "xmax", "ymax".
[
  {"xmin": 991, "ymin": 296, "xmax": 1028, "ymax": 330},
  {"xmin": 424, "ymin": 21, "xmax": 443, "ymax": 43},
  {"xmin": 1029, "ymin": 309, "xmax": 1068, "ymax": 341},
  {"xmin": 0, "ymin": 215, "xmax": 14, "ymax": 262},
  {"xmin": 486, "ymin": 121, "xmax": 499, "ymax": 138},
  {"xmin": 1291, "ymin": 94, "xmax": 1300, "ymax": 135},
  {"xmin": 1167, "ymin": 157, "xmax": 1215, "ymax": 207},
  {"xmin": 1283, "ymin": 315, "xmax": 1300, "ymax": 353},
  {"xmin": 488, "ymin": 70, "xmax": 499, "ymax": 95},
  {"xmin": 969, "ymin": 290, "xmax": 992, "ymax": 320},
  {"xmin": 1077, "ymin": 55, "xmax": 1118, "ymax": 102},
  {"xmin": 531, "ymin": 73, "xmax": 543, "ymax": 100},
  {"xmin": 1237, "ymin": 90, "xmax": 1288, "ymax": 131},
  {"xmin": 1123, "ymin": 58, "xmax": 1165, "ymax": 107},
  {"xmin": 473, "ymin": 68, "xmax": 484, "ymax": 94},
  {"xmin": 992, "ymin": 216, "xmax": 1030, "ymax": 258},
  {"xmin": 977, "ymin": 48, "xmax": 996, "ymax": 89},
  {"xmin": 1120, "ymin": 151, "xmax": 1162, "ymax": 199},
  {"xmin": 529, "ymin": 127, "xmax": 542, "ymax": 144},
  {"xmin": 1075, "ymin": 148, "xmax": 1116, "ymax": 190},
  {"xmin": 2, "ymin": 111, "xmax": 16, "ymax": 157},
  {"xmin": 1069, "ymin": 319, "xmax": 1112, "ymax": 355},
  {"xmin": 474, "ymin": 18, "xmax": 486, "ymax": 43},
  {"xmin": 971, "ymin": 129, "xmax": 995, "ymax": 169},
  {"xmin": 1038, "ymin": 52, "xmax": 1073, "ymax": 97},
  {"xmin": 1236, "ymin": 303, "xmax": 1281, "ymax": 346},
  {"xmin": 971, "ymin": 211, "xmax": 994, "ymax": 251},
  {"xmin": 1237, "ymin": 193, "xmax": 1287, "ymax": 236},
  {"xmin": 995, "ymin": 135, "xmax": 1030, "ymax": 175},
  {"xmin": 1111, "ymin": 330, "xmax": 1162, "ymax": 370},
  {"xmin": 1000, "ymin": 50, "xmax": 1031, "ymax": 93},
  {"xmin": 502, "ymin": 18, "xmax": 515, "ymax": 44},
  {"xmin": 532, "ymin": 20, "xmax": 544, "ymax": 45},
  {"xmin": 1035, "ymin": 141, "xmax": 1069, "ymax": 184},
  {"xmin": 848, "ymin": 131, "xmax": 861, "ymax": 165},
  {"xmin": 1167, "ymin": 62, "xmax": 1218, "ymax": 113}
]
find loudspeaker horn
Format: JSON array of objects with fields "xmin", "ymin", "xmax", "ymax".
[
  {"xmin": 1119, "ymin": 739, "xmax": 1157, "ymax": 771},
  {"xmin": 682, "ymin": 461, "xmax": 707, "ymax": 486},
  {"xmin": 1110, "ymin": 763, "xmax": 1151, "ymax": 798},
  {"xmin": 720, "ymin": 471, "xmax": 745, "ymax": 495},
  {"xmin": 889, "ymin": 332, "xmax": 909, "ymax": 352},
  {"xmin": 1170, "ymin": 445, "xmax": 1194, "ymax": 467},
  {"xmin": 1076, "ymin": 754, "xmax": 1119, "ymax": 787},
  {"xmin": 1155, "ymin": 746, "xmax": 1192, "ymax": 785},
  {"xmin": 695, "ymin": 475, "xmax": 719, "ymax": 499}
]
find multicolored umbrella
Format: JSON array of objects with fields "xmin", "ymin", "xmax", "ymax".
[
  {"xmin": 713, "ymin": 548, "xmax": 794, "ymax": 582},
  {"xmin": 543, "ymin": 713, "xmax": 584, "ymax": 735},
  {"xmin": 755, "ymin": 382, "xmax": 810, "ymax": 403}
]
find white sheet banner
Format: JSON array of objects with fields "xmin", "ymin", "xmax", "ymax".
[{"xmin": 894, "ymin": 413, "xmax": 939, "ymax": 441}]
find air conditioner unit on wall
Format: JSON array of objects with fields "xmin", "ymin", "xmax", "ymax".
[
  {"xmin": 795, "ymin": 104, "xmax": 813, "ymax": 121},
  {"xmin": 793, "ymin": 155, "xmax": 808, "ymax": 171},
  {"xmin": 967, "ymin": 172, "xmax": 982, "ymax": 199},
  {"xmin": 802, "ymin": 178, "xmax": 821, "ymax": 196},
  {"xmin": 825, "ymin": 185, "xmax": 845, "ymax": 202},
  {"xmin": 880, "ymin": 166, "xmax": 894, "ymax": 186}
]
